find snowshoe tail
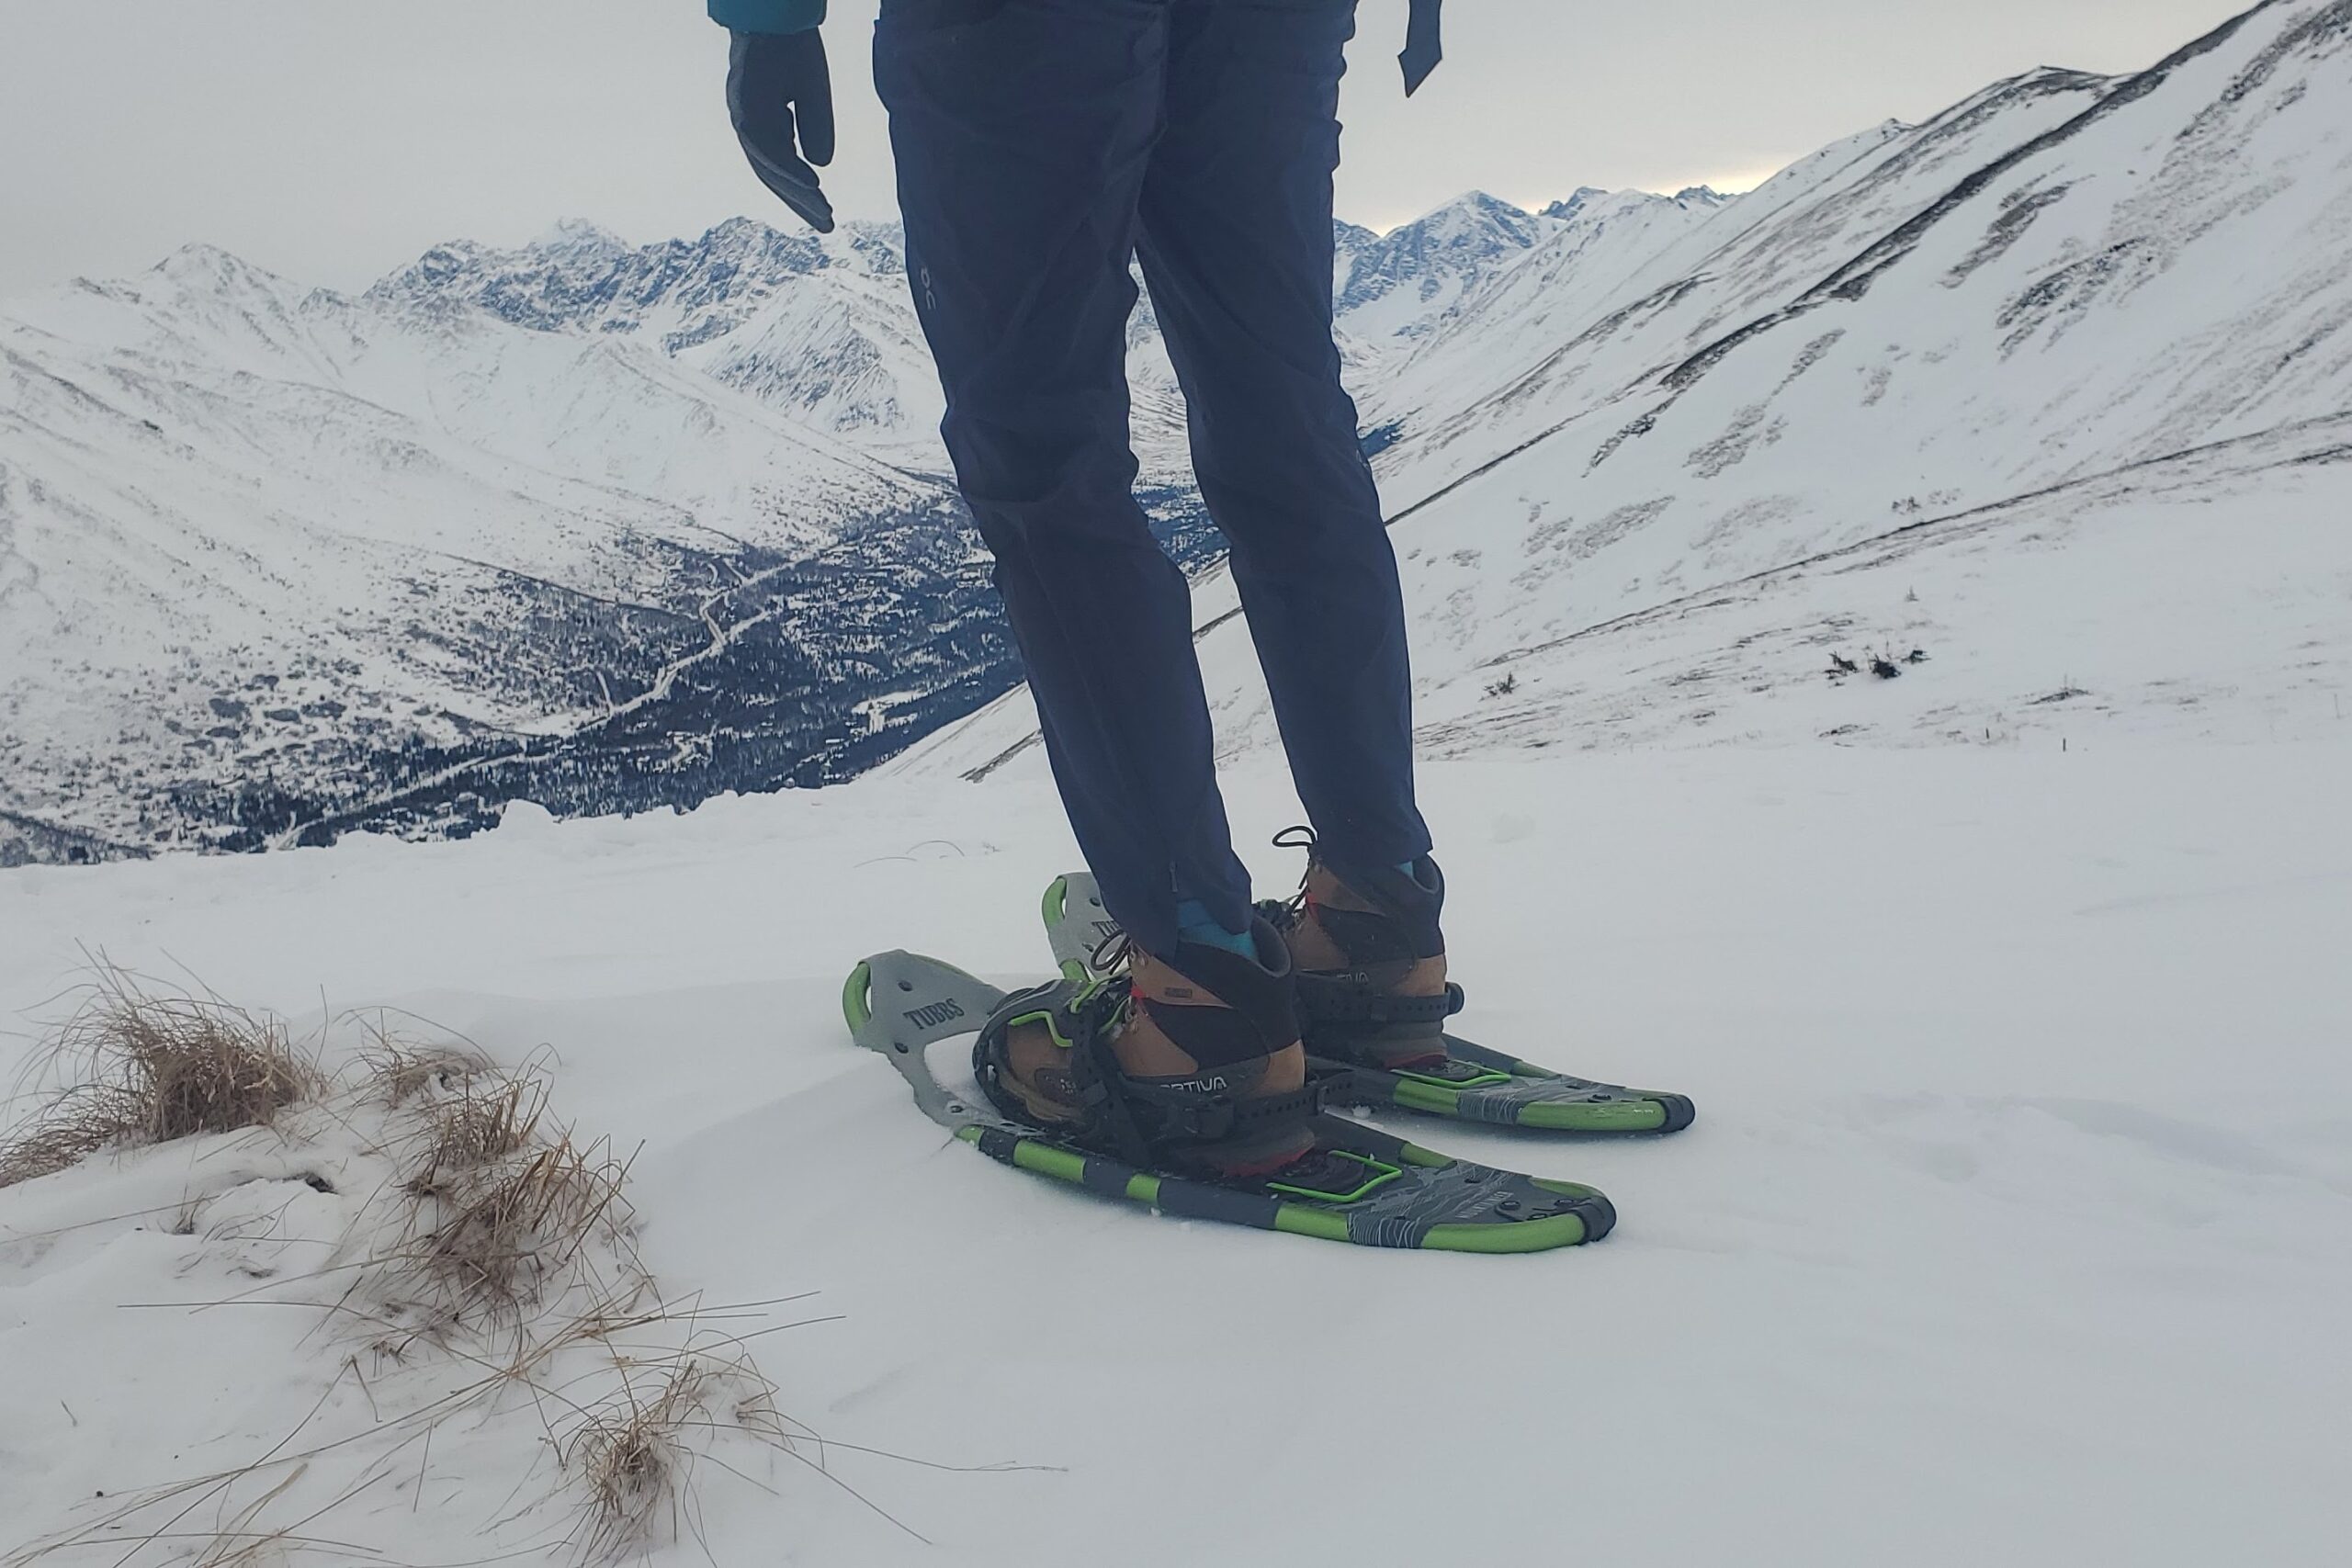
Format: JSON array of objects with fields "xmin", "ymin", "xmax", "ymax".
[
  {"xmin": 1321, "ymin": 1037, "xmax": 1697, "ymax": 1135},
  {"xmin": 845, "ymin": 951, "xmax": 1612, "ymax": 1253},
  {"xmin": 1042, "ymin": 872, "xmax": 1695, "ymax": 1136}
]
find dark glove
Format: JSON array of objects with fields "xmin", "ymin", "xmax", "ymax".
[{"xmin": 726, "ymin": 29, "xmax": 837, "ymax": 233}]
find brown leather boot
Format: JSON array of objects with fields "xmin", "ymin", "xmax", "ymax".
[
  {"xmin": 977, "ymin": 915, "xmax": 1317, "ymax": 1179},
  {"xmin": 1268, "ymin": 848, "xmax": 1454, "ymax": 1071}
]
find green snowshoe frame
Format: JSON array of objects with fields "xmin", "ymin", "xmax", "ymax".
[
  {"xmin": 1042, "ymin": 873, "xmax": 1695, "ymax": 1136},
  {"xmin": 843, "ymin": 951, "xmax": 1612, "ymax": 1254}
]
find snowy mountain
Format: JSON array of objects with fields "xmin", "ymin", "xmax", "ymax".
[
  {"xmin": 1, "ymin": 182, "xmax": 1720, "ymax": 863},
  {"xmin": 1336, "ymin": 189, "xmax": 1568, "ymax": 342},
  {"xmin": 368, "ymin": 217, "xmax": 956, "ymax": 472},
  {"xmin": 0, "ymin": 243, "xmax": 983, "ymax": 859},
  {"xmin": 899, "ymin": 0, "xmax": 2352, "ymax": 783},
  {"xmin": 370, "ymin": 193, "xmax": 1613, "ymax": 474},
  {"xmin": 13, "ymin": 0, "xmax": 2349, "ymax": 865}
]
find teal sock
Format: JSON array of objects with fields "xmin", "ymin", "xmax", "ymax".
[{"xmin": 1175, "ymin": 898, "xmax": 1259, "ymax": 962}]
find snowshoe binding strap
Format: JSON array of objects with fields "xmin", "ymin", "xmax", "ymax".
[
  {"xmin": 1291, "ymin": 971, "xmax": 1464, "ymax": 1025},
  {"xmin": 971, "ymin": 971, "xmax": 1324, "ymax": 1177}
]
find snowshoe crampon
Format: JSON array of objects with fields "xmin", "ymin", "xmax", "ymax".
[
  {"xmin": 1043, "ymin": 872, "xmax": 1694, "ymax": 1136},
  {"xmin": 844, "ymin": 950, "xmax": 1613, "ymax": 1253}
]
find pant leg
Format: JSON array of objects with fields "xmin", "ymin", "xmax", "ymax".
[
  {"xmin": 1135, "ymin": 0, "xmax": 1432, "ymax": 881},
  {"xmin": 875, "ymin": 0, "xmax": 1252, "ymax": 957}
]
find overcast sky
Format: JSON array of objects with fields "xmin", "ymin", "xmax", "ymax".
[{"xmin": 0, "ymin": 0, "xmax": 2250, "ymax": 298}]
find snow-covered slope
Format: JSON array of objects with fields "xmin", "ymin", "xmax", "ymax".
[
  {"xmin": 901, "ymin": 0, "xmax": 2352, "ymax": 781},
  {"xmin": 0, "ymin": 245, "xmax": 963, "ymax": 856},
  {"xmin": 4, "ymin": 742, "xmax": 2346, "ymax": 1565},
  {"xmin": 1379, "ymin": 3, "xmax": 2352, "ymax": 530},
  {"xmin": 14, "ymin": 243, "xmax": 925, "ymax": 537},
  {"xmin": 888, "ymin": 414, "xmax": 2352, "ymax": 786},
  {"xmin": 370, "ymin": 218, "xmax": 959, "ymax": 472}
]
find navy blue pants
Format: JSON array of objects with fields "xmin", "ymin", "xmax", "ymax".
[{"xmin": 876, "ymin": 0, "xmax": 1430, "ymax": 958}]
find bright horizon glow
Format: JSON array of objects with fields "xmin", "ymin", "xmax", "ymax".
[
  {"xmin": 1351, "ymin": 163, "xmax": 1790, "ymax": 238},
  {"xmin": 0, "ymin": 0, "xmax": 2257, "ymax": 296}
]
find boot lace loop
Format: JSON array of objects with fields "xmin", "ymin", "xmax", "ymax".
[{"xmin": 1265, "ymin": 825, "xmax": 1319, "ymax": 927}]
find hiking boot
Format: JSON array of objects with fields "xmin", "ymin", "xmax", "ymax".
[
  {"xmin": 1258, "ymin": 837, "xmax": 1701, "ymax": 1135},
  {"xmin": 1263, "ymin": 837, "xmax": 1455, "ymax": 1072},
  {"xmin": 976, "ymin": 915, "xmax": 1317, "ymax": 1179}
]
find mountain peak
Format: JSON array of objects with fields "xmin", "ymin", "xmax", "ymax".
[
  {"xmin": 531, "ymin": 218, "xmax": 630, "ymax": 254},
  {"xmin": 1540, "ymin": 186, "xmax": 1614, "ymax": 221},
  {"xmin": 1418, "ymin": 189, "xmax": 1533, "ymax": 229},
  {"xmin": 149, "ymin": 243, "xmax": 292, "ymax": 296},
  {"xmin": 695, "ymin": 215, "xmax": 794, "ymax": 249},
  {"xmin": 1379, "ymin": 191, "xmax": 1551, "ymax": 254},
  {"xmin": 153, "ymin": 241, "xmax": 249, "ymax": 275}
]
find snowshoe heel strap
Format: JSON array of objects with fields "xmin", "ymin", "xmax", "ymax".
[
  {"xmin": 1112, "ymin": 1077, "xmax": 1325, "ymax": 1150},
  {"xmin": 974, "ymin": 973, "xmax": 1325, "ymax": 1168},
  {"xmin": 1293, "ymin": 972, "xmax": 1464, "ymax": 1025}
]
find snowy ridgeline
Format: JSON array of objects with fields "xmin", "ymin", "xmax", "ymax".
[
  {"xmin": 1, "ymin": 746, "xmax": 2347, "ymax": 1563},
  {"xmin": 5, "ymin": 0, "xmax": 2352, "ymax": 866}
]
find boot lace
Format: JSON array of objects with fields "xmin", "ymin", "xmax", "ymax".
[{"xmin": 1262, "ymin": 824, "xmax": 1320, "ymax": 931}]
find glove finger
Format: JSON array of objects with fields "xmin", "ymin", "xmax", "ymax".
[
  {"xmin": 726, "ymin": 30, "xmax": 759, "ymax": 117},
  {"xmin": 741, "ymin": 118, "xmax": 836, "ymax": 233},
  {"xmin": 797, "ymin": 34, "xmax": 836, "ymax": 168}
]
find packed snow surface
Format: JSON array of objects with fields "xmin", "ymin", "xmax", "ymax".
[{"xmin": 4, "ymin": 745, "xmax": 2348, "ymax": 1565}]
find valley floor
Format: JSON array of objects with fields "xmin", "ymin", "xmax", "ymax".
[{"xmin": 3, "ymin": 744, "xmax": 2348, "ymax": 1566}]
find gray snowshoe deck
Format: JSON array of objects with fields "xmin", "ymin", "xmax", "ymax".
[{"xmin": 844, "ymin": 950, "xmax": 1612, "ymax": 1253}]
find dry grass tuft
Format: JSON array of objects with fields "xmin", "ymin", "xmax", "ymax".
[
  {"xmin": 404, "ymin": 1070, "xmax": 548, "ymax": 1185},
  {"xmin": 402, "ymin": 1131, "xmax": 637, "ymax": 1324},
  {"xmin": 366, "ymin": 1048, "xmax": 641, "ymax": 1334},
  {"xmin": 564, "ymin": 1362, "xmax": 721, "ymax": 1559},
  {"xmin": 0, "ymin": 962, "xmax": 322, "ymax": 1190},
  {"xmin": 361, "ymin": 1033, "xmax": 493, "ymax": 1109}
]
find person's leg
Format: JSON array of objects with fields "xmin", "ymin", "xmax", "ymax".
[
  {"xmin": 1135, "ymin": 0, "xmax": 1432, "ymax": 886},
  {"xmin": 874, "ymin": 0, "xmax": 1252, "ymax": 959}
]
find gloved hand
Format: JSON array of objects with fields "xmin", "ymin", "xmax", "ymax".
[{"xmin": 726, "ymin": 29, "xmax": 837, "ymax": 233}]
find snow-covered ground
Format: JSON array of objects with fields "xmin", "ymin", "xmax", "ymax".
[{"xmin": 6, "ymin": 742, "xmax": 2348, "ymax": 1565}]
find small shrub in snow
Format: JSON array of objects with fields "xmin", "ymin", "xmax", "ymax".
[
  {"xmin": 397, "ymin": 1122, "xmax": 639, "ymax": 1329},
  {"xmin": 566, "ymin": 1361, "xmax": 726, "ymax": 1557},
  {"xmin": 0, "ymin": 962, "xmax": 322, "ymax": 1190}
]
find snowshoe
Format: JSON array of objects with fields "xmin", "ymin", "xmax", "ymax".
[{"xmin": 843, "ymin": 949, "xmax": 1614, "ymax": 1253}]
